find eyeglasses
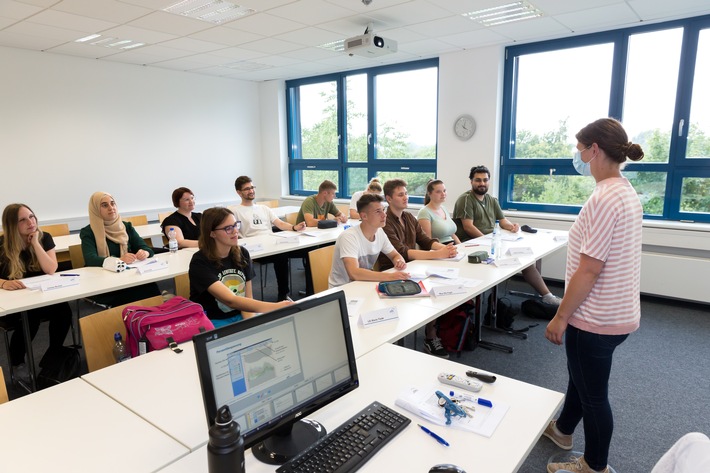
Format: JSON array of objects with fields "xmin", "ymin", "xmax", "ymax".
[
  {"xmin": 214, "ymin": 221, "xmax": 241, "ymax": 234},
  {"xmin": 241, "ymin": 186, "xmax": 256, "ymax": 192}
]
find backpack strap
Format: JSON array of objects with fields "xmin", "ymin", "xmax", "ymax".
[{"xmin": 166, "ymin": 337, "xmax": 183, "ymax": 354}]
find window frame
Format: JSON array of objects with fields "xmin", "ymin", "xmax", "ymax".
[
  {"xmin": 500, "ymin": 14, "xmax": 710, "ymax": 223},
  {"xmin": 286, "ymin": 58, "xmax": 439, "ymax": 203}
]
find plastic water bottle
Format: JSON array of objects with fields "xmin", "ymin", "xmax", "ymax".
[
  {"xmin": 168, "ymin": 227, "xmax": 178, "ymax": 254},
  {"xmin": 112, "ymin": 332, "xmax": 131, "ymax": 363},
  {"xmin": 208, "ymin": 405, "xmax": 245, "ymax": 473},
  {"xmin": 491, "ymin": 220, "xmax": 502, "ymax": 260}
]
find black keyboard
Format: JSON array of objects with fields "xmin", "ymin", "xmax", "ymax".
[{"xmin": 276, "ymin": 401, "xmax": 411, "ymax": 473}]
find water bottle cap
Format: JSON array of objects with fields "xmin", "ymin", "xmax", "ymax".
[{"xmin": 114, "ymin": 332, "xmax": 122, "ymax": 341}]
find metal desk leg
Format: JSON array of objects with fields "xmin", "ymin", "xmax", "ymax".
[
  {"xmin": 477, "ymin": 287, "xmax": 514, "ymax": 353},
  {"xmin": 19, "ymin": 311, "xmax": 38, "ymax": 392}
]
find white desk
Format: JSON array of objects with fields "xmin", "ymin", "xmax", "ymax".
[
  {"xmin": 157, "ymin": 343, "xmax": 564, "ymax": 473},
  {"xmin": 0, "ymin": 378, "xmax": 188, "ymax": 473}
]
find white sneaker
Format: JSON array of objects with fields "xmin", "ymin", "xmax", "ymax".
[{"xmin": 542, "ymin": 293, "xmax": 562, "ymax": 306}]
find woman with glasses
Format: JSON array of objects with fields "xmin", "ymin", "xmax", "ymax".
[
  {"xmin": 161, "ymin": 187, "xmax": 201, "ymax": 248},
  {"xmin": 80, "ymin": 191, "xmax": 160, "ymax": 306},
  {"xmin": 189, "ymin": 207, "xmax": 293, "ymax": 327},
  {"xmin": 0, "ymin": 203, "xmax": 72, "ymax": 384}
]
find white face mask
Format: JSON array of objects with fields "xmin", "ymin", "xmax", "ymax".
[{"xmin": 572, "ymin": 149, "xmax": 595, "ymax": 176}]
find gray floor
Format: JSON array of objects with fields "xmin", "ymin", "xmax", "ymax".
[{"xmin": 2, "ymin": 262, "xmax": 709, "ymax": 473}]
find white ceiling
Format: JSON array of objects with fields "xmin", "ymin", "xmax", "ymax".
[{"xmin": 2, "ymin": 0, "xmax": 709, "ymax": 82}]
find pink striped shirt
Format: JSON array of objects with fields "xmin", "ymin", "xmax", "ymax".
[{"xmin": 566, "ymin": 177, "xmax": 643, "ymax": 335}]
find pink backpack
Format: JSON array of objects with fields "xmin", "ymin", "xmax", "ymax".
[{"xmin": 122, "ymin": 296, "xmax": 214, "ymax": 357}]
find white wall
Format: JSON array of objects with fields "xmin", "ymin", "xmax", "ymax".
[{"xmin": 0, "ymin": 45, "xmax": 261, "ymax": 227}]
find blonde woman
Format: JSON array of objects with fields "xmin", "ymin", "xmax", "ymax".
[
  {"xmin": 349, "ymin": 177, "xmax": 383, "ymax": 219},
  {"xmin": 0, "ymin": 203, "xmax": 71, "ymax": 383}
]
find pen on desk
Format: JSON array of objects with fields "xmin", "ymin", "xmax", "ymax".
[
  {"xmin": 418, "ymin": 424, "xmax": 449, "ymax": 446},
  {"xmin": 453, "ymin": 392, "xmax": 493, "ymax": 408},
  {"xmin": 60, "ymin": 274, "xmax": 80, "ymax": 277},
  {"xmin": 465, "ymin": 244, "xmax": 481, "ymax": 247}
]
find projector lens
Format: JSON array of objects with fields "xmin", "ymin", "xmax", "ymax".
[{"xmin": 374, "ymin": 36, "xmax": 384, "ymax": 47}]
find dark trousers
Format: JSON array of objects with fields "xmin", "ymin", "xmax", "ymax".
[
  {"xmin": 9, "ymin": 302, "xmax": 73, "ymax": 366},
  {"xmin": 556, "ymin": 325, "xmax": 628, "ymax": 471},
  {"xmin": 261, "ymin": 254, "xmax": 291, "ymax": 299}
]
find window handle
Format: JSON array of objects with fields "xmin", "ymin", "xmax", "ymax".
[
  {"xmin": 549, "ymin": 168, "xmax": 556, "ymax": 177},
  {"xmin": 678, "ymin": 119, "xmax": 684, "ymax": 137},
  {"xmin": 367, "ymin": 133, "xmax": 372, "ymax": 145}
]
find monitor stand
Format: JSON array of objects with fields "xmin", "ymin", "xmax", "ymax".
[{"xmin": 252, "ymin": 419, "xmax": 327, "ymax": 465}]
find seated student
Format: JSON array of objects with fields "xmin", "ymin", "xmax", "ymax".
[
  {"xmin": 161, "ymin": 187, "xmax": 201, "ymax": 248},
  {"xmin": 296, "ymin": 179, "xmax": 349, "ymax": 227},
  {"xmin": 80, "ymin": 192, "xmax": 160, "ymax": 306},
  {"xmin": 328, "ymin": 194, "xmax": 409, "ymax": 288},
  {"xmin": 377, "ymin": 179, "xmax": 457, "ymax": 358},
  {"xmin": 349, "ymin": 177, "xmax": 383, "ymax": 219},
  {"xmin": 418, "ymin": 179, "xmax": 461, "ymax": 245},
  {"xmin": 0, "ymin": 203, "xmax": 72, "ymax": 384},
  {"xmin": 453, "ymin": 165, "xmax": 561, "ymax": 305},
  {"xmin": 229, "ymin": 176, "xmax": 306, "ymax": 301},
  {"xmin": 189, "ymin": 207, "xmax": 293, "ymax": 328}
]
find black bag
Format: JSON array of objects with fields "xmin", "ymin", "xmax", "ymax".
[
  {"xmin": 521, "ymin": 299, "xmax": 558, "ymax": 320},
  {"xmin": 485, "ymin": 294, "xmax": 517, "ymax": 330},
  {"xmin": 36, "ymin": 345, "xmax": 81, "ymax": 390},
  {"xmin": 317, "ymin": 219, "xmax": 338, "ymax": 229}
]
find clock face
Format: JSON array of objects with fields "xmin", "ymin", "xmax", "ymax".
[{"xmin": 454, "ymin": 115, "xmax": 476, "ymax": 141}]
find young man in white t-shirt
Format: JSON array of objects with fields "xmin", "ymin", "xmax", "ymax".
[
  {"xmin": 229, "ymin": 176, "xmax": 306, "ymax": 301},
  {"xmin": 328, "ymin": 194, "xmax": 409, "ymax": 288}
]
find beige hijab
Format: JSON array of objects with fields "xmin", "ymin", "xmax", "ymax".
[{"xmin": 88, "ymin": 192, "xmax": 128, "ymax": 258}]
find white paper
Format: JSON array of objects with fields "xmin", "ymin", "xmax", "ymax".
[
  {"xmin": 506, "ymin": 246, "xmax": 533, "ymax": 256},
  {"xmin": 395, "ymin": 385, "xmax": 509, "ymax": 438},
  {"xmin": 359, "ymin": 306, "xmax": 398, "ymax": 327},
  {"xmin": 274, "ymin": 235, "xmax": 299, "ymax": 244},
  {"xmin": 430, "ymin": 285, "xmax": 468, "ymax": 297},
  {"xmin": 493, "ymin": 257, "xmax": 521, "ymax": 267},
  {"xmin": 407, "ymin": 270, "xmax": 428, "ymax": 280},
  {"xmin": 20, "ymin": 275, "xmax": 52, "ymax": 290},
  {"xmin": 136, "ymin": 260, "xmax": 169, "ymax": 274},
  {"xmin": 241, "ymin": 243, "xmax": 264, "ymax": 253},
  {"xmin": 425, "ymin": 267, "xmax": 460, "ymax": 279},
  {"xmin": 433, "ymin": 252, "xmax": 466, "ymax": 262},
  {"xmin": 40, "ymin": 277, "xmax": 80, "ymax": 291}
]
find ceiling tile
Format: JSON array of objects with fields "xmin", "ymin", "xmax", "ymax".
[
  {"xmin": 152, "ymin": 56, "xmax": 211, "ymax": 71},
  {"xmin": 627, "ymin": 0, "xmax": 710, "ymax": 20},
  {"xmin": 487, "ymin": 16, "xmax": 571, "ymax": 42},
  {"xmin": 3, "ymin": 20, "xmax": 85, "ymax": 42},
  {"xmin": 375, "ymin": 26, "xmax": 428, "ymax": 43},
  {"xmin": 399, "ymin": 37, "xmax": 459, "ymax": 55},
  {"xmin": 207, "ymin": 45, "xmax": 267, "ymax": 61},
  {"xmin": 159, "ymin": 36, "xmax": 226, "ymax": 53},
  {"xmin": 27, "ymin": 9, "xmax": 118, "ymax": 33},
  {"xmin": 438, "ymin": 27, "xmax": 511, "ymax": 48},
  {"xmin": 114, "ymin": 43, "xmax": 193, "ymax": 62},
  {"xmin": 532, "ymin": 0, "xmax": 625, "ymax": 16},
  {"xmin": 128, "ymin": 11, "xmax": 212, "ymax": 36},
  {"xmin": 233, "ymin": 0, "xmax": 299, "ymax": 11},
  {"xmin": 411, "ymin": 14, "xmax": 481, "ymax": 38},
  {"xmin": 364, "ymin": 0, "xmax": 453, "ymax": 28},
  {"xmin": 0, "ymin": 16, "xmax": 18, "ymax": 29},
  {"xmin": 554, "ymin": 3, "xmax": 641, "ymax": 34},
  {"xmin": 0, "ymin": 0, "xmax": 43, "ymax": 20},
  {"xmin": 274, "ymin": 26, "xmax": 343, "ymax": 47},
  {"xmin": 238, "ymin": 37, "xmax": 304, "ymax": 54},
  {"xmin": 316, "ymin": 16, "xmax": 380, "ymax": 37},
  {"xmin": 324, "ymin": 0, "xmax": 414, "ymax": 14},
  {"xmin": 280, "ymin": 46, "xmax": 342, "ymax": 61},
  {"xmin": 15, "ymin": 0, "xmax": 63, "ymax": 7},
  {"xmin": 267, "ymin": 0, "xmax": 357, "ymax": 25},
  {"xmin": 188, "ymin": 26, "xmax": 264, "ymax": 46},
  {"xmin": 0, "ymin": 29, "xmax": 67, "ymax": 50},
  {"xmin": 100, "ymin": 24, "xmax": 178, "ymax": 44},
  {"xmin": 222, "ymin": 12, "xmax": 305, "ymax": 36},
  {"xmin": 45, "ymin": 41, "xmax": 119, "ymax": 58},
  {"xmin": 53, "ymin": 0, "xmax": 153, "ymax": 24}
]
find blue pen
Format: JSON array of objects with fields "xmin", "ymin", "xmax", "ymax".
[
  {"xmin": 418, "ymin": 424, "xmax": 449, "ymax": 447},
  {"xmin": 451, "ymin": 391, "xmax": 493, "ymax": 408},
  {"xmin": 60, "ymin": 274, "xmax": 80, "ymax": 277}
]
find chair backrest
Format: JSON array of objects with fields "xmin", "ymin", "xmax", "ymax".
[
  {"xmin": 158, "ymin": 212, "xmax": 172, "ymax": 223},
  {"xmin": 335, "ymin": 204, "xmax": 349, "ymax": 218},
  {"xmin": 174, "ymin": 273, "xmax": 190, "ymax": 299},
  {"xmin": 284, "ymin": 212, "xmax": 299, "ymax": 225},
  {"xmin": 79, "ymin": 295, "xmax": 164, "ymax": 372},
  {"xmin": 40, "ymin": 223, "xmax": 70, "ymax": 236},
  {"xmin": 69, "ymin": 244, "xmax": 85, "ymax": 269},
  {"xmin": 308, "ymin": 245, "xmax": 335, "ymax": 294},
  {"xmin": 0, "ymin": 368, "xmax": 8, "ymax": 404},
  {"xmin": 258, "ymin": 199, "xmax": 279, "ymax": 208},
  {"xmin": 123, "ymin": 214, "xmax": 148, "ymax": 226}
]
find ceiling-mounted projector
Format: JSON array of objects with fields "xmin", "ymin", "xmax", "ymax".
[{"xmin": 344, "ymin": 32, "xmax": 397, "ymax": 57}]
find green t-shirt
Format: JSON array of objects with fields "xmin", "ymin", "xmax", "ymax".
[
  {"xmin": 452, "ymin": 192, "xmax": 505, "ymax": 241},
  {"xmin": 296, "ymin": 195, "xmax": 340, "ymax": 224}
]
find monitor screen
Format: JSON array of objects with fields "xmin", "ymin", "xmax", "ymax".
[{"xmin": 193, "ymin": 290, "xmax": 359, "ymax": 464}]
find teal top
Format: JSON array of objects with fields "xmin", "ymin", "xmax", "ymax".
[{"xmin": 417, "ymin": 205, "xmax": 457, "ymax": 244}]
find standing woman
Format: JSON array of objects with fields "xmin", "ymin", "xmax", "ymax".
[
  {"xmin": 0, "ymin": 204, "xmax": 72, "ymax": 383},
  {"xmin": 544, "ymin": 118, "xmax": 645, "ymax": 473},
  {"xmin": 418, "ymin": 179, "xmax": 461, "ymax": 245},
  {"xmin": 80, "ymin": 192, "xmax": 160, "ymax": 306},
  {"xmin": 161, "ymin": 187, "xmax": 201, "ymax": 248},
  {"xmin": 189, "ymin": 207, "xmax": 292, "ymax": 328}
]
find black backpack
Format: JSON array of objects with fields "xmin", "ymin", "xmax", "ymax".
[
  {"xmin": 485, "ymin": 294, "xmax": 517, "ymax": 330},
  {"xmin": 36, "ymin": 345, "xmax": 81, "ymax": 390},
  {"xmin": 521, "ymin": 299, "xmax": 558, "ymax": 320}
]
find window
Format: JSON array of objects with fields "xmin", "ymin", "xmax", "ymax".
[
  {"xmin": 287, "ymin": 59, "xmax": 438, "ymax": 202},
  {"xmin": 501, "ymin": 15, "xmax": 710, "ymax": 222}
]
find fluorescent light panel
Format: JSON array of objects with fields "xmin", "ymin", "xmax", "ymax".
[
  {"xmin": 318, "ymin": 40, "xmax": 345, "ymax": 52},
  {"xmin": 163, "ymin": 0, "xmax": 255, "ymax": 24},
  {"xmin": 463, "ymin": 1, "xmax": 542, "ymax": 26},
  {"xmin": 74, "ymin": 34, "xmax": 146, "ymax": 50}
]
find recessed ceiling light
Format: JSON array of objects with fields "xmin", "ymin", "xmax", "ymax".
[
  {"xmin": 72, "ymin": 34, "xmax": 147, "ymax": 50},
  {"xmin": 75, "ymin": 34, "xmax": 102, "ymax": 43},
  {"xmin": 163, "ymin": 0, "xmax": 256, "ymax": 24},
  {"xmin": 318, "ymin": 40, "xmax": 345, "ymax": 52},
  {"xmin": 463, "ymin": 1, "xmax": 542, "ymax": 27}
]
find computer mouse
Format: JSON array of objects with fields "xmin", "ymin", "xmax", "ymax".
[
  {"xmin": 521, "ymin": 224, "xmax": 537, "ymax": 233},
  {"xmin": 429, "ymin": 464, "xmax": 467, "ymax": 473}
]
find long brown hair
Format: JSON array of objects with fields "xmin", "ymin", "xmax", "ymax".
[
  {"xmin": 1, "ymin": 203, "xmax": 44, "ymax": 279},
  {"xmin": 424, "ymin": 179, "xmax": 444, "ymax": 205},
  {"xmin": 198, "ymin": 207, "xmax": 245, "ymax": 269}
]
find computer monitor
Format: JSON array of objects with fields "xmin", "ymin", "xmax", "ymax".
[{"xmin": 193, "ymin": 290, "xmax": 359, "ymax": 465}]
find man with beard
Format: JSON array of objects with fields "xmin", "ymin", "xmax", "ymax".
[{"xmin": 453, "ymin": 165, "xmax": 561, "ymax": 305}]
